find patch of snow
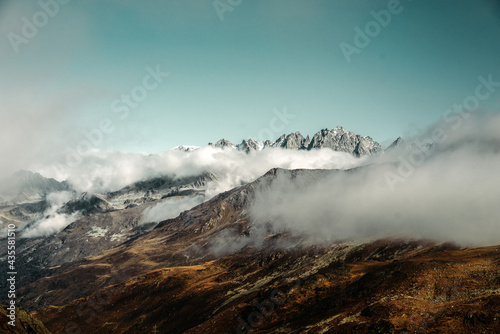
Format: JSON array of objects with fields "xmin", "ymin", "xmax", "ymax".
[
  {"xmin": 110, "ymin": 233, "xmax": 125, "ymax": 241},
  {"xmin": 87, "ymin": 226, "xmax": 108, "ymax": 238}
]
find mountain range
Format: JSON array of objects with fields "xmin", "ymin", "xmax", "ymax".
[
  {"xmin": 1, "ymin": 125, "xmax": 499, "ymax": 333},
  {"xmin": 199, "ymin": 126, "xmax": 384, "ymax": 156},
  {"xmin": 0, "ymin": 125, "xmax": 394, "ymax": 233},
  {"xmin": 4, "ymin": 167, "xmax": 499, "ymax": 333}
]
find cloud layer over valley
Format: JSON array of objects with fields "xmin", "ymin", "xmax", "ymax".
[{"xmin": 40, "ymin": 145, "xmax": 366, "ymax": 195}]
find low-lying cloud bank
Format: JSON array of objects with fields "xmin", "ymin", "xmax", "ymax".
[
  {"xmin": 141, "ymin": 195, "xmax": 206, "ymax": 224},
  {"xmin": 34, "ymin": 143, "xmax": 365, "ymax": 232},
  {"xmin": 249, "ymin": 112, "xmax": 500, "ymax": 246},
  {"xmin": 21, "ymin": 191, "xmax": 80, "ymax": 238},
  {"xmin": 39, "ymin": 146, "xmax": 366, "ymax": 195}
]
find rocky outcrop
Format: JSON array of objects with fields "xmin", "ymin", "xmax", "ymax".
[
  {"xmin": 210, "ymin": 126, "xmax": 382, "ymax": 156},
  {"xmin": 307, "ymin": 126, "xmax": 382, "ymax": 155}
]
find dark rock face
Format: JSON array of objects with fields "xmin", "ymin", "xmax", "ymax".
[
  {"xmin": 60, "ymin": 193, "xmax": 115, "ymax": 215},
  {"xmin": 237, "ymin": 139, "xmax": 262, "ymax": 153},
  {"xmin": 308, "ymin": 127, "xmax": 382, "ymax": 155},
  {"xmin": 386, "ymin": 136, "xmax": 404, "ymax": 150},
  {"xmin": 272, "ymin": 132, "xmax": 310, "ymax": 150},
  {"xmin": 105, "ymin": 172, "xmax": 217, "ymax": 210}
]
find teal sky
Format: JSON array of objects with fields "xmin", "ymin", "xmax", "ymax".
[{"xmin": 1, "ymin": 0, "xmax": 500, "ymax": 167}]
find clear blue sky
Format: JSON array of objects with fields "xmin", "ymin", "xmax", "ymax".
[{"xmin": 1, "ymin": 0, "xmax": 500, "ymax": 163}]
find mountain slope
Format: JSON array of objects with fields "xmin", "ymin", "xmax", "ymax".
[
  {"xmin": 0, "ymin": 172, "xmax": 219, "ymax": 303},
  {"xmin": 11, "ymin": 167, "xmax": 500, "ymax": 333},
  {"xmin": 15, "ymin": 168, "xmax": 344, "ymax": 310},
  {"xmin": 32, "ymin": 242, "xmax": 500, "ymax": 333}
]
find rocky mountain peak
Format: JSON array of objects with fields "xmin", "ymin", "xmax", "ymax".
[
  {"xmin": 307, "ymin": 127, "xmax": 382, "ymax": 156},
  {"xmin": 172, "ymin": 145, "xmax": 200, "ymax": 152},
  {"xmin": 386, "ymin": 137, "xmax": 405, "ymax": 150},
  {"xmin": 209, "ymin": 139, "xmax": 235, "ymax": 149},
  {"xmin": 237, "ymin": 139, "xmax": 263, "ymax": 153},
  {"xmin": 208, "ymin": 126, "xmax": 382, "ymax": 156}
]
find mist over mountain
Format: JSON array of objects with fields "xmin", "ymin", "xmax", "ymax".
[
  {"xmin": 1, "ymin": 113, "xmax": 499, "ymax": 333},
  {"xmin": 3, "ymin": 115, "xmax": 498, "ymax": 245},
  {"xmin": 0, "ymin": 170, "xmax": 71, "ymax": 205},
  {"xmin": 2, "ymin": 0, "xmax": 499, "ymax": 331},
  {"xmin": 31, "ymin": 126, "xmax": 374, "ymax": 195},
  {"xmin": 249, "ymin": 113, "xmax": 500, "ymax": 246}
]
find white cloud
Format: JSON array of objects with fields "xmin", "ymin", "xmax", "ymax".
[
  {"xmin": 17, "ymin": 143, "xmax": 365, "ymax": 238},
  {"xmin": 25, "ymin": 146, "xmax": 365, "ymax": 237},
  {"xmin": 37, "ymin": 146, "xmax": 366, "ymax": 195},
  {"xmin": 249, "ymin": 112, "xmax": 500, "ymax": 247},
  {"xmin": 141, "ymin": 196, "xmax": 205, "ymax": 224},
  {"xmin": 21, "ymin": 191, "xmax": 79, "ymax": 238}
]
